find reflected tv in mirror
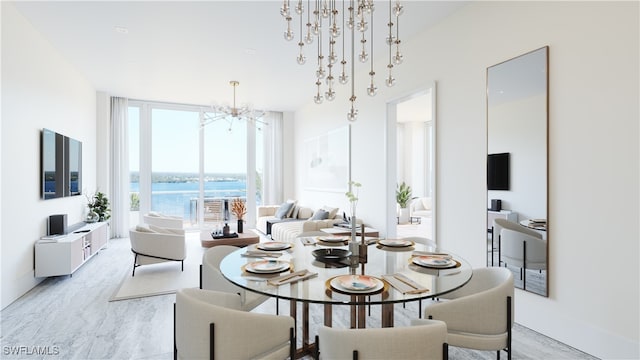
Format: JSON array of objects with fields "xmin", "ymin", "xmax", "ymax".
[{"xmin": 487, "ymin": 152, "xmax": 510, "ymax": 191}]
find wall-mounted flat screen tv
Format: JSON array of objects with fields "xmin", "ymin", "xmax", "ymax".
[
  {"xmin": 41, "ymin": 129, "xmax": 82, "ymax": 199},
  {"xmin": 488, "ymin": 152, "xmax": 510, "ymax": 191}
]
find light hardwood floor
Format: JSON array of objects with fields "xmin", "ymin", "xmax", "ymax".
[{"xmin": 1, "ymin": 235, "xmax": 597, "ymax": 359}]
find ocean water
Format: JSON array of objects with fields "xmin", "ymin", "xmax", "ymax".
[{"xmin": 130, "ymin": 180, "xmax": 249, "ymax": 219}]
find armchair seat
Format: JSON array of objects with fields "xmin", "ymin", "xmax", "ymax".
[{"xmin": 129, "ymin": 225, "xmax": 186, "ymax": 276}]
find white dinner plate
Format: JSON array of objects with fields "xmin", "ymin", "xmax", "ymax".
[
  {"xmin": 245, "ymin": 260, "xmax": 290, "ymax": 274},
  {"xmin": 378, "ymin": 239, "xmax": 414, "ymax": 247},
  {"xmin": 257, "ymin": 242, "xmax": 291, "ymax": 251},
  {"xmin": 412, "ymin": 256, "xmax": 456, "ymax": 268},
  {"xmin": 317, "ymin": 236, "xmax": 350, "ymax": 243},
  {"xmin": 330, "ymin": 275, "xmax": 384, "ymax": 293}
]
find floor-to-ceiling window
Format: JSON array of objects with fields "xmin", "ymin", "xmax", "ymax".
[{"xmin": 127, "ymin": 100, "xmax": 261, "ymax": 229}]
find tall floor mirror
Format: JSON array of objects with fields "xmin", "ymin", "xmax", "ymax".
[{"xmin": 487, "ymin": 47, "xmax": 549, "ymax": 297}]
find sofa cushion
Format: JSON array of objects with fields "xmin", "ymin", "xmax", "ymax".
[
  {"xmin": 421, "ymin": 197, "xmax": 432, "ymax": 210},
  {"xmin": 311, "ymin": 209, "xmax": 329, "ymax": 220},
  {"xmin": 275, "ymin": 202, "xmax": 294, "ymax": 219},
  {"xmin": 322, "ymin": 206, "xmax": 339, "ymax": 219}
]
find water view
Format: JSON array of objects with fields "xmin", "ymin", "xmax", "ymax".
[{"xmin": 130, "ymin": 172, "xmax": 254, "ymax": 220}]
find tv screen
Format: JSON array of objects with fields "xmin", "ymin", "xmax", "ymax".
[
  {"xmin": 41, "ymin": 129, "xmax": 82, "ymax": 199},
  {"xmin": 488, "ymin": 152, "xmax": 510, "ymax": 190}
]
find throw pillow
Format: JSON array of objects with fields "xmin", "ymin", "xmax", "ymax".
[
  {"xmin": 275, "ymin": 202, "xmax": 295, "ymax": 219},
  {"xmin": 286, "ymin": 199, "xmax": 298, "ymax": 218},
  {"xmin": 291, "ymin": 205, "xmax": 300, "ymax": 219},
  {"xmin": 322, "ymin": 206, "xmax": 339, "ymax": 219},
  {"xmin": 311, "ymin": 209, "xmax": 329, "ymax": 220}
]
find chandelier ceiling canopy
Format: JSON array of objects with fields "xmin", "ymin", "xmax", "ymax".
[
  {"xmin": 281, "ymin": 0, "xmax": 404, "ymax": 121},
  {"xmin": 202, "ymin": 80, "xmax": 266, "ymax": 131}
]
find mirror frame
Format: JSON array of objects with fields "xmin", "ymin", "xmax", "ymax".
[{"xmin": 486, "ymin": 47, "xmax": 549, "ymax": 297}]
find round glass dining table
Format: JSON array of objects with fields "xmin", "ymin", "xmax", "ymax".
[{"xmin": 219, "ymin": 235, "xmax": 472, "ymax": 355}]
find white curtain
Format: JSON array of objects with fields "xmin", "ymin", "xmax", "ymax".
[
  {"xmin": 110, "ymin": 97, "xmax": 129, "ymax": 237},
  {"xmin": 263, "ymin": 111, "xmax": 283, "ymax": 205}
]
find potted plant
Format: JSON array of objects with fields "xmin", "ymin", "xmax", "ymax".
[
  {"xmin": 87, "ymin": 191, "xmax": 111, "ymax": 222},
  {"xmin": 396, "ymin": 182, "xmax": 412, "ymax": 224},
  {"xmin": 231, "ymin": 198, "xmax": 246, "ymax": 233}
]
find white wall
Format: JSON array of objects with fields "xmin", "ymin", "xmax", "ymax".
[
  {"xmin": 1, "ymin": 3, "xmax": 97, "ymax": 309},
  {"xmin": 294, "ymin": 2, "xmax": 638, "ymax": 358}
]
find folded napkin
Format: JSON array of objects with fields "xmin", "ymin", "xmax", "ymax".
[
  {"xmin": 411, "ymin": 251, "xmax": 452, "ymax": 259},
  {"xmin": 267, "ymin": 270, "xmax": 318, "ymax": 286},
  {"xmin": 382, "ymin": 274, "xmax": 429, "ymax": 295},
  {"xmin": 241, "ymin": 250, "xmax": 283, "ymax": 258}
]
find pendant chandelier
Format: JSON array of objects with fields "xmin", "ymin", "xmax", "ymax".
[
  {"xmin": 281, "ymin": 0, "xmax": 404, "ymax": 121},
  {"xmin": 201, "ymin": 81, "xmax": 266, "ymax": 131}
]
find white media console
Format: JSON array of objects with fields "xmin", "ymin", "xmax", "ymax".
[{"xmin": 35, "ymin": 222, "xmax": 108, "ymax": 277}]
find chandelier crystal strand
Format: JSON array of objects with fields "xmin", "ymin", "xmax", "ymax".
[
  {"xmin": 338, "ymin": 0, "xmax": 349, "ymax": 85},
  {"xmin": 393, "ymin": 0, "xmax": 403, "ymax": 65},
  {"xmin": 366, "ymin": 5, "xmax": 376, "ymax": 96},
  {"xmin": 347, "ymin": 0, "xmax": 358, "ymax": 122},
  {"xmin": 280, "ymin": 0, "xmax": 290, "ymax": 17},
  {"xmin": 297, "ymin": 4, "xmax": 306, "ymax": 64},
  {"xmin": 385, "ymin": 0, "xmax": 396, "ymax": 87},
  {"xmin": 325, "ymin": 0, "xmax": 337, "ymax": 101},
  {"xmin": 305, "ymin": 0, "xmax": 313, "ymax": 44}
]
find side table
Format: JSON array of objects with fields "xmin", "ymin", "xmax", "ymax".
[{"xmin": 200, "ymin": 230, "xmax": 260, "ymax": 248}]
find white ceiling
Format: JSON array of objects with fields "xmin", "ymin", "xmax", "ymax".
[{"xmin": 12, "ymin": 1, "xmax": 466, "ymax": 112}]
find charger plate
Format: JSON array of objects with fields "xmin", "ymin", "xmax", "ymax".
[
  {"xmin": 243, "ymin": 260, "xmax": 291, "ymax": 274},
  {"xmin": 256, "ymin": 242, "xmax": 292, "ymax": 251},
  {"xmin": 327, "ymin": 274, "xmax": 385, "ymax": 294}
]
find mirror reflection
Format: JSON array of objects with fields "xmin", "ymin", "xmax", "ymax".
[{"xmin": 487, "ymin": 47, "xmax": 548, "ymax": 296}]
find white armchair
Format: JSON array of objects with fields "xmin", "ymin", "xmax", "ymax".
[
  {"xmin": 422, "ymin": 267, "xmax": 514, "ymax": 360},
  {"xmin": 143, "ymin": 211, "xmax": 184, "ymax": 229},
  {"xmin": 316, "ymin": 320, "xmax": 448, "ymax": 360},
  {"xmin": 129, "ymin": 225, "xmax": 186, "ymax": 276},
  {"xmin": 200, "ymin": 245, "xmax": 268, "ymax": 311},
  {"xmin": 174, "ymin": 288, "xmax": 295, "ymax": 360}
]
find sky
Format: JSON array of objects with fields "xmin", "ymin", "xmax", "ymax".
[{"xmin": 128, "ymin": 106, "xmax": 262, "ymax": 175}]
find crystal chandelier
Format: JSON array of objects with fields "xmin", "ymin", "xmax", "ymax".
[
  {"xmin": 201, "ymin": 81, "xmax": 266, "ymax": 131},
  {"xmin": 281, "ymin": 0, "xmax": 404, "ymax": 121}
]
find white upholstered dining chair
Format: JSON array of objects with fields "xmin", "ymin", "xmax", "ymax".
[
  {"xmin": 200, "ymin": 245, "xmax": 268, "ymax": 311},
  {"xmin": 174, "ymin": 288, "xmax": 295, "ymax": 360},
  {"xmin": 420, "ymin": 267, "xmax": 514, "ymax": 360},
  {"xmin": 316, "ymin": 320, "xmax": 448, "ymax": 360},
  {"xmin": 494, "ymin": 218, "xmax": 547, "ymax": 281}
]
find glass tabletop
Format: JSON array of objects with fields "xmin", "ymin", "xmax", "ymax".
[{"xmin": 219, "ymin": 236, "xmax": 473, "ymax": 306}]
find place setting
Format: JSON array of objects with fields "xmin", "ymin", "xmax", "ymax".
[
  {"xmin": 326, "ymin": 274, "xmax": 387, "ymax": 295},
  {"xmin": 242, "ymin": 259, "xmax": 292, "ymax": 275},
  {"xmin": 315, "ymin": 235, "xmax": 350, "ymax": 246},
  {"xmin": 255, "ymin": 241, "xmax": 293, "ymax": 251},
  {"xmin": 408, "ymin": 251, "xmax": 461, "ymax": 274},
  {"xmin": 375, "ymin": 238, "xmax": 415, "ymax": 252}
]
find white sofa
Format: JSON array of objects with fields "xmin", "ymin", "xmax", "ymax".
[
  {"xmin": 410, "ymin": 197, "xmax": 432, "ymax": 219},
  {"xmin": 257, "ymin": 205, "xmax": 344, "ymax": 242}
]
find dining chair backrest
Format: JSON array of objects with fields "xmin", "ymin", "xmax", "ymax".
[
  {"xmin": 201, "ymin": 245, "xmax": 244, "ymax": 294},
  {"xmin": 317, "ymin": 320, "xmax": 448, "ymax": 360},
  {"xmin": 501, "ymin": 228, "xmax": 547, "ymax": 270},
  {"xmin": 175, "ymin": 288, "xmax": 295, "ymax": 360}
]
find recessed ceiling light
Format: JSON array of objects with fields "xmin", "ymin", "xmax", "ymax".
[{"xmin": 114, "ymin": 26, "xmax": 129, "ymax": 34}]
